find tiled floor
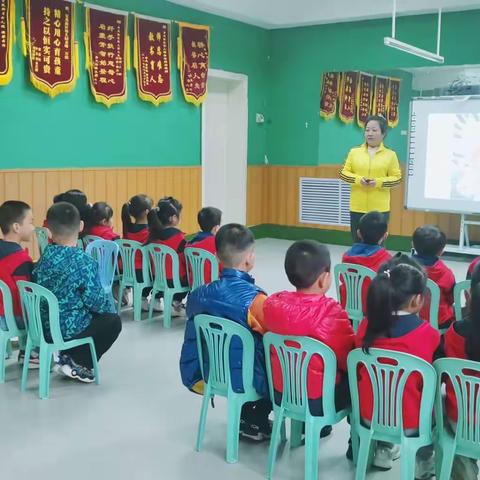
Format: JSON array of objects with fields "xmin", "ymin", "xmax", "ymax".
[{"xmin": 0, "ymin": 239, "xmax": 471, "ymax": 480}]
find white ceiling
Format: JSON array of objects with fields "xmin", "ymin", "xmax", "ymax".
[{"xmin": 167, "ymin": 0, "xmax": 480, "ymax": 29}]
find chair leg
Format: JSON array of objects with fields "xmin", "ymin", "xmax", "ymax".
[
  {"xmin": 133, "ymin": 285, "xmax": 142, "ymax": 322},
  {"xmin": 226, "ymin": 396, "xmax": 242, "ymax": 464},
  {"xmin": 117, "ymin": 283, "xmax": 125, "ymax": 315},
  {"xmin": 437, "ymin": 439, "xmax": 456, "ymax": 480},
  {"xmin": 291, "ymin": 419, "xmax": 304, "ymax": 449},
  {"xmin": 304, "ymin": 419, "xmax": 321, "ymax": 480},
  {"xmin": 20, "ymin": 337, "xmax": 32, "ymax": 392},
  {"xmin": 89, "ymin": 341, "xmax": 100, "ymax": 385},
  {"xmin": 280, "ymin": 418, "xmax": 287, "ymax": 442},
  {"xmin": 163, "ymin": 290, "xmax": 174, "ymax": 329},
  {"xmin": 400, "ymin": 442, "xmax": 419, "ymax": 480},
  {"xmin": 355, "ymin": 432, "xmax": 373, "ymax": 480},
  {"xmin": 195, "ymin": 386, "xmax": 211, "ymax": 452},
  {"xmin": 39, "ymin": 345, "xmax": 52, "ymax": 400},
  {"xmin": 267, "ymin": 409, "xmax": 285, "ymax": 479},
  {"xmin": 0, "ymin": 335, "xmax": 8, "ymax": 383}
]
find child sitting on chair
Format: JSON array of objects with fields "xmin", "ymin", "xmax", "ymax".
[
  {"xmin": 264, "ymin": 241, "xmax": 354, "ymax": 449},
  {"xmin": 34, "ymin": 202, "xmax": 122, "ymax": 383},
  {"xmin": 412, "ymin": 225, "xmax": 456, "ymax": 328},
  {"xmin": 0, "ymin": 201, "xmax": 38, "ymax": 368},
  {"xmin": 87, "ymin": 202, "xmax": 120, "ymax": 241},
  {"xmin": 180, "ymin": 223, "xmax": 271, "ymax": 441}
]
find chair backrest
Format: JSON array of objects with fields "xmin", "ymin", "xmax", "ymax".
[
  {"xmin": 146, "ymin": 243, "xmax": 183, "ymax": 290},
  {"xmin": 116, "ymin": 239, "xmax": 145, "ymax": 285},
  {"xmin": 264, "ymin": 332, "xmax": 339, "ymax": 421},
  {"xmin": 334, "ymin": 263, "xmax": 376, "ymax": 329},
  {"xmin": 85, "ymin": 239, "xmax": 120, "ymax": 291},
  {"xmin": 34, "ymin": 227, "xmax": 49, "ymax": 256},
  {"xmin": 425, "ymin": 279, "xmax": 441, "ymax": 331},
  {"xmin": 185, "ymin": 247, "xmax": 219, "ymax": 290},
  {"xmin": 454, "ymin": 280, "xmax": 471, "ymax": 322},
  {"xmin": 76, "ymin": 239, "xmax": 84, "ymax": 249},
  {"xmin": 347, "ymin": 348, "xmax": 436, "ymax": 441},
  {"xmin": 83, "ymin": 235, "xmax": 102, "ymax": 248},
  {"xmin": 0, "ymin": 279, "xmax": 22, "ymax": 335},
  {"xmin": 194, "ymin": 314, "xmax": 256, "ymax": 397},
  {"xmin": 434, "ymin": 358, "xmax": 480, "ymax": 455},
  {"xmin": 17, "ymin": 281, "xmax": 64, "ymax": 346}
]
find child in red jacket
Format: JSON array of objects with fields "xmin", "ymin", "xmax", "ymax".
[
  {"xmin": 340, "ymin": 211, "xmax": 391, "ymax": 310},
  {"xmin": 443, "ymin": 262, "xmax": 480, "ymax": 480},
  {"xmin": 356, "ymin": 254, "xmax": 440, "ymax": 476},
  {"xmin": 412, "ymin": 225, "xmax": 455, "ymax": 328},
  {"xmin": 87, "ymin": 202, "xmax": 120, "ymax": 241},
  {"xmin": 187, "ymin": 207, "xmax": 222, "ymax": 284},
  {"xmin": 264, "ymin": 241, "xmax": 354, "ymax": 448},
  {"xmin": 147, "ymin": 197, "xmax": 188, "ymax": 316}
]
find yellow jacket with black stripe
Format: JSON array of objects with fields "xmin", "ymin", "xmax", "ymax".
[{"xmin": 339, "ymin": 143, "xmax": 402, "ymax": 213}]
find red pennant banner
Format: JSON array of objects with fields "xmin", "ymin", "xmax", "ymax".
[
  {"xmin": 0, "ymin": 0, "xmax": 14, "ymax": 86},
  {"xmin": 387, "ymin": 78, "xmax": 401, "ymax": 128},
  {"xmin": 178, "ymin": 22, "xmax": 209, "ymax": 106},
  {"xmin": 356, "ymin": 72, "xmax": 374, "ymax": 128},
  {"xmin": 85, "ymin": 4, "xmax": 129, "ymax": 107},
  {"xmin": 339, "ymin": 71, "xmax": 358, "ymax": 124},
  {"xmin": 24, "ymin": 0, "xmax": 77, "ymax": 96},
  {"xmin": 134, "ymin": 15, "xmax": 172, "ymax": 106},
  {"xmin": 320, "ymin": 72, "xmax": 340, "ymax": 119},
  {"xmin": 373, "ymin": 75, "xmax": 389, "ymax": 118}
]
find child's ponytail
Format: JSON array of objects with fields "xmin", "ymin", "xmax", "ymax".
[
  {"xmin": 466, "ymin": 263, "xmax": 480, "ymax": 361},
  {"xmin": 121, "ymin": 202, "xmax": 132, "ymax": 236}
]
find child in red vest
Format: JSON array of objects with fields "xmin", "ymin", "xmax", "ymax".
[
  {"xmin": 264, "ymin": 241, "xmax": 354, "ymax": 451},
  {"xmin": 356, "ymin": 254, "xmax": 441, "ymax": 476},
  {"xmin": 0, "ymin": 201, "xmax": 38, "ymax": 368},
  {"xmin": 187, "ymin": 207, "xmax": 222, "ymax": 284},
  {"xmin": 147, "ymin": 197, "xmax": 188, "ymax": 316},
  {"xmin": 443, "ymin": 262, "xmax": 480, "ymax": 480},
  {"xmin": 340, "ymin": 211, "xmax": 391, "ymax": 311},
  {"xmin": 88, "ymin": 202, "xmax": 120, "ymax": 241},
  {"xmin": 467, "ymin": 256, "xmax": 480, "ymax": 279},
  {"xmin": 121, "ymin": 194, "xmax": 153, "ymax": 310},
  {"xmin": 412, "ymin": 225, "xmax": 455, "ymax": 328}
]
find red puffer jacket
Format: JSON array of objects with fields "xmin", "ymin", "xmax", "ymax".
[{"xmin": 264, "ymin": 292, "xmax": 354, "ymax": 400}]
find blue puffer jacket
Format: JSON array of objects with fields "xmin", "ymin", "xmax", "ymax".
[{"xmin": 179, "ymin": 268, "xmax": 268, "ymax": 398}]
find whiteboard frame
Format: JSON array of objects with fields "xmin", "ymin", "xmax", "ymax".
[{"xmin": 404, "ymin": 95, "xmax": 480, "ymax": 215}]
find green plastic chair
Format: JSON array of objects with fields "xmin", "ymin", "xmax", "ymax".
[
  {"xmin": 116, "ymin": 239, "xmax": 151, "ymax": 322},
  {"xmin": 454, "ymin": 280, "xmax": 471, "ymax": 322},
  {"xmin": 185, "ymin": 247, "xmax": 219, "ymax": 290},
  {"xmin": 425, "ymin": 279, "xmax": 442, "ymax": 332},
  {"xmin": 0, "ymin": 280, "xmax": 27, "ymax": 383},
  {"xmin": 83, "ymin": 235, "xmax": 102, "ymax": 248},
  {"xmin": 76, "ymin": 239, "xmax": 84, "ymax": 249},
  {"xmin": 347, "ymin": 348, "xmax": 436, "ymax": 480},
  {"xmin": 334, "ymin": 263, "xmax": 376, "ymax": 331},
  {"xmin": 264, "ymin": 333, "xmax": 349, "ymax": 480},
  {"xmin": 194, "ymin": 314, "xmax": 263, "ymax": 464},
  {"xmin": 18, "ymin": 281, "xmax": 100, "ymax": 399},
  {"xmin": 434, "ymin": 358, "xmax": 480, "ymax": 480},
  {"xmin": 146, "ymin": 244, "xmax": 190, "ymax": 328},
  {"xmin": 34, "ymin": 227, "xmax": 49, "ymax": 256}
]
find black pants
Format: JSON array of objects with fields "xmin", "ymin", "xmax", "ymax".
[
  {"xmin": 136, "ymin": 269, "xmax": 188, "ymax": 302},
  {"xmin": 350, "ymin": 211, "xmax": 390, "ymax": 243},
  {"xmin": 241, "ymin": 398, "xmax": 272, "ymax": 427},
  {"xmin": 63, "ymin": 312, "xmax": 122, "ymax": 369}
]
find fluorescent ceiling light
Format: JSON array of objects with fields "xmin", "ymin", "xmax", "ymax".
[{"xmin": 384, "ymin": 37, "xmax": 445, "ymax": 64}]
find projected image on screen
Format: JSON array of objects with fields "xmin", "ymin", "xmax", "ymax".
[{"xmin": 425, "ymin": 113, "xmax": 480, "ymax": 201}]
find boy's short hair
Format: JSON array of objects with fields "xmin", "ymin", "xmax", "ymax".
[
  {"xmin": 359, "ymin": 211, "xmax": 388, "ymax": 245},
  {"xmin": 413, "ymin": 225, "xmax": 447, "ymax": 257},
  {"xmin": 215, "ymin": 224, "xmax": 254, "ymax": 267},
  {"xmin": 47, "ymin": 202, "xmax": 81, "ymax": 237},
  {"xmin": 0, "ymin": 201, "xmax": 31, "ymax": 235},
  {"xmin": 198, "ymin": 207, "xmax": 222, "ymax": 232},
  {"xmin": 285, "ymin": 240, "xmax": 331, "ymax": 289}
]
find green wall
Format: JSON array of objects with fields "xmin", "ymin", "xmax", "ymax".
[
  {"xmin": 267, "ymin": 10, "xmax": 480, "ymax": 165},
  {"xmin": 0, "ymin": 0, "xmax": 270, "ymax": 168}
]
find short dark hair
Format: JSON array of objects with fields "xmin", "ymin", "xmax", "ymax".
[
  {"xmin": 413, "ymin": 225, "xmax": 447, "ymax": 257},
  {"xmin": 0, "ymin": 201, "xmax": 31, "ymax": 235},
  {"xmin": 359, "ymin": 211, "xmax": 388, "ymax": 245},
  {"xmin": 284, "ymin": 240, "xmax": 331, "ymax": 289},
  {"xmin": 215, "ymin": 224, "xmax": 254, "ymax": 267},
  {"xmin": 90, "ymin": 202, "xmax": 114, "ymax": 226},
  {"xmin": 46, "ymin": 202, "xmax": 81, "ymax": 237},
  {"xmin": 365, "ymin": 115, "xmax": 388, "ymax": 135},
  {"xmin": 198, "ymin": 207, "xmax": 222, "ymax": 232}
]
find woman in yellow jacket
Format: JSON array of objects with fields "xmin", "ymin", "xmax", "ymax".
[{"xmin": 340, "ymin": 115, "xmax": 402, "ymax": 240}]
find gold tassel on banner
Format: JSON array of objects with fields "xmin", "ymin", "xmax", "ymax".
[
  {"xmin": 75, "ymin": 42, "xmax": 79, "ymax": 80},
  {"xmin": 20, "ymin": 17, "xmax": 27, "ymax": 57},
  {"xmin": 126, "ymin": 35, "xmax": 130, "ymax": 71},
  {"xmin": 83, "ymin": 32, "xmax": 90, "ymax": 70}
]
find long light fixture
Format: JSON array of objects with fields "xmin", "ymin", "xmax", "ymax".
[{"xmin": 384, "ymin": 0, "xmax": 444, "ymax": 64}]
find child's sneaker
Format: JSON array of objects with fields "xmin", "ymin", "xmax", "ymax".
[
  {"xmin": 18, "ymin": 350, "xmax": 40, "ymax": 370},
  {"xmin": 59, "ymin": 355, "xmax": 95, "ymax": 383},
  {"xmin": 415, "ymin": 455, "xmax": 435, "ymax": 480},
  {"xmin": 152, "ymin": 298, "xmax": 164, "ymax": 312},
  {"xmin": 373, "ymin": 444, "xmax": 401, "ymax": 470},
  {"xmin": 239, "ymin": 419, "xmax": 271, "ymax": 442},
  {"xmin": 141, "ymin": 298, "xmax": 150, "ymax": 312},
  {"xmin": 171, "ymin": 301, "xmax": 185, "ymax": 317}
]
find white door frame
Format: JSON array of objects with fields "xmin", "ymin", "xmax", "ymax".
[{"xmin": 201, "ymin": 68, "xmax": 249, "ymax": 222}]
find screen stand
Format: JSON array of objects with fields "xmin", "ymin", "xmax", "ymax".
[{"xmin": 444, "ymin": 214, "xmax": 480, "ymax": 255}]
